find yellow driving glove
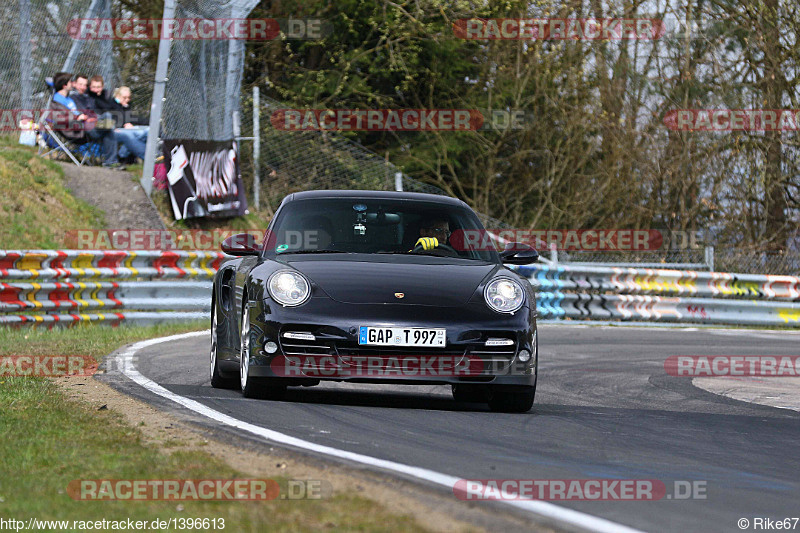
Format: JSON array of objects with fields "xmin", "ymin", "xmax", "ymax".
[{"xmin": 413, "ymin": 237, "xmax": 439, "ymax": 251}]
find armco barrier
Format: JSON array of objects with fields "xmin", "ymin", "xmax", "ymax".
[
  {"xmin": 525, "ymin": 264, "xmax": 800, "ymax": 300},
  {"xmin": 0, "ymin": 250, "xmax": 226, "ymax": 280},
  {"xmin": 0, "ymin": 250, "xmax": 220, "ymax": 326},
  {"xmin": 0, "ymin": 281, "xmax": 210, "ymax": 313},
  {"xmin": 519, "ymin": 264, "xmax": 800, "ymax": 326},
  {"xmin": 1, "ymin": 251, "xmax": 799, "ymax": 327},
  {"xmin": 0, "ymin": 311, "xmax": 208, "ymax": 326}
]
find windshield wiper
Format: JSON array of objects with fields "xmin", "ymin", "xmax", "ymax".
[
  {"xmin": 277, "ymin": 249, "xmax": 348, "ymax": 255},
  {"xmin": 377, "ymin": 250, "xmax": 481, "ymax": 260}
]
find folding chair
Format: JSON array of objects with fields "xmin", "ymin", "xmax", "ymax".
[
  {"xmin": 35, "ymin": 77, "xmax": 104, "ymax": 166},
  {"xmin": 39, "ymin": 122, "xmax": 104, "ymax": 166}
]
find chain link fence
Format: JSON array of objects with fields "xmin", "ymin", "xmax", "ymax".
[
  {"xmin": 236, "ymin": 91, "xmax": 511, "ymax": 230},
  {"xmin": 548, "ymin": 249, "xmax": 800, "ymax": 275},
  {"xmin": 714, "ymin": 251, "xmax": 800, "ymax": 276},
  {"xmin": 159, "ymin": 0, "xmax": 258, "ymax": 141},
  {"xmin": 0, "ymin": 0, "xmax": 261, "ymax": 162},
  {"xmin": 0, "ymin": 0, "xmax": 119, "ymax": 113},
  {"xmin": 552, "ymin": 249, "xmax": 710, "ymax": 268}
]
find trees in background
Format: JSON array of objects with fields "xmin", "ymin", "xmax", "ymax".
[{"xmin": 117, "ymin": 0, "xmax": 798, "ymax": 250}]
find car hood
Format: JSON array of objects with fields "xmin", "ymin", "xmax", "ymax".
[{"xmin": 281, "ymin": 255, "xmax": 499, "ymax": 306}]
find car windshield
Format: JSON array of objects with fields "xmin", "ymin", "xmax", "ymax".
[{"xmin": 264, "ymin": 198, "xmax": 500, "ymax": 263}]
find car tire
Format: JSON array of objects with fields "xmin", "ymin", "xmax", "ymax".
[
  {"xmin": 451, "ymin": 384, "xmax": 488, "ymax": 403},
  {"xmin": 487, "ymin": 386, "xmax": 536, "ymax": 413},
  {"xmin": 210, "ymin": 298, "xmax": 237, "ymax": 389},
  {"xmin": 239, "ymin": 303, "xmax": 286, "ymax": 400}
]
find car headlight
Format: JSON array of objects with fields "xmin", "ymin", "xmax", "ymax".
[
  {"xmin": 268, "ymin": 270, "xmax": 311, "ymax": 307},
  {"xmin": 484, "ymin": 278, "xmax": 525, "ymax": 313}
]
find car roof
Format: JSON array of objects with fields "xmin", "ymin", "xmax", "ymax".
[{"xmin": 281, "ymin": 189, "xmax": 468, "ymax": 208}]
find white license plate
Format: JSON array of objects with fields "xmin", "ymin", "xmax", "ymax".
[{"xmin": 358, "ymin": 327, "xmax": 446, "ymax": 347}]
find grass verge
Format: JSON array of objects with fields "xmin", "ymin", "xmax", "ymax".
[
  {"xmin": 0, "ymin": 323, "xmax": 424, "ymax": 532},
  {"xmin": 0, "ymin": 136, "xmax": 104, "ymax": 248}
]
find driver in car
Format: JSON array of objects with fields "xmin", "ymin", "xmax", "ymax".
[{"xmin": 412, "ymin": 217, "xmax": 456, "ymax": 254}]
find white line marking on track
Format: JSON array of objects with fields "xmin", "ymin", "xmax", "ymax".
[
  {"xmin": 705, "ymin": 330, "xmax": 800, "ymax": 340},
  {"xmin": 115, "ymin": 331, "xmax": 645, "ymax": 533}
]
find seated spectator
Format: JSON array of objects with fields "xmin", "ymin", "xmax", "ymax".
[
  {"xmin": 82, "ymin": 75, "xmax": 118, "ymax": 130},
  {"xmin": 111, "ymin": 86, "xmax": 149, "ymax": 162},
  {"xmin": 112, "ymin": 87, "xmax": 149, "ymax": 127},
  {"xmin": 69, "ymin": 74, "xmax": 93, "ymax": 112},
  {"xmin": 51, "ymin": 73, "xmax": 87, "ymax": 128},
  {"xmin": 86, "ymin": 76, "xmax": 148, "ymax": 162},
  {"xmin": 49, "ymin": 72, "xmax": 123, "ymax": 169},
  {"xmin": 88, "ymin": 75, "xmax": 115, "ymax": 113}
]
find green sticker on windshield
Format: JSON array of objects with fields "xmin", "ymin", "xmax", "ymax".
[{"xmin": 276, "ymin": 244, "xmax": 289, "ymax": 252}]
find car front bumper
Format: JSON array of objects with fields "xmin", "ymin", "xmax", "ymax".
[{"xmin": 226, "ymin": 296, "xmax": 537, "ymax": 387}]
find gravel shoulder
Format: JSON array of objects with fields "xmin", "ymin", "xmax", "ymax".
[{"xmin": 60, "ymin": 163, "xmax": 164, "ymax": 229}]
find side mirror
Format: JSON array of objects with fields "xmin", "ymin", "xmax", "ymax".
[
  {"xmin": 221, "ymin": 233, "xmax": 260, "ymax": 256},
  {"xmin": 499, "ymin": 242, "xmax": 539, "ymax": 265}
]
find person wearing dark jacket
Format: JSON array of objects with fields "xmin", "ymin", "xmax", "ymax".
[
  {"xmin": 87, "ymin": 75, "xmax": 116, "ymax": 113},
  {"xmin": 68, "ymin": 74, "xmax": 94, "ymax": 112},
  {"xmin": 84, "ymin": 75, "xmax": 120, "ymax": 132}
]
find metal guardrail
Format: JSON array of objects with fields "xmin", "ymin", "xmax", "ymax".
[
  {"xmin": 519, "ymin": 264, "xmax": 800, "ymax": 327},
  {"xmin": 0, "ymin": 250, "xmax": 220, "ymax": 326},
  {"xmin": 525, "ymin": 264, "xmax": 800, "ymax": 300},
  {"xmin": 0, "ymin": 281, "xmax": 210, "ymax": 313},
  {"xmin": 545, "ymin": 245, "xmax": 716, "ymax": 272},
  {"xmin": 0, "ymin": 250, "xmax": 225, "ymax": 280},
  {"xmin": 2, "ymin": 250, "xmax": 799, "ymax": 327}
]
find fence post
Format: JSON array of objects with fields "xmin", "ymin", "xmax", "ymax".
[
  {"xmin": 198, "ymin": 41, "xmax": 209, "ymax": 138},
  {"xmin": 223, "ymin": 5, "xmax": 246, "ymax": 139},
  {"xmin": 62, "ymin": 0, "xmax": 102, "ymax": 73},
  {"xmin": 141, "ymin": 0, "xmax": 178, "ymax": 197},
  {"xmin": 18, "ymin": 0, "xmax": 32, "ymax": 110},
  {"xmin": 99, "ymin": 0, "xmax": 114, "ymax": 85},
  {"xmin": 394, "ymin": 172, "xmax": 403, "ymax": 192},
  {"xmin": 705, "ymin": 245, "xmax": 715, "ymax": 272},
  {"xmin": 253, "ymin": 86, "xmax": 260, "ymax": 210},
  {"xmin": 232, "ymin": 111, "xmax": 241, "ymax": 154}
]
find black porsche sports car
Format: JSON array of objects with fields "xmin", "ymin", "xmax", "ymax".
[{"xmin": 209, "ymin": 190, "xmax": 540, "ymax": 412}]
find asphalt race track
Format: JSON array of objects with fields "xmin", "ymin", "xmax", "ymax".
[{"xmin": 105, "ymin": 325, "xmax": 800, "ymax": 533}]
